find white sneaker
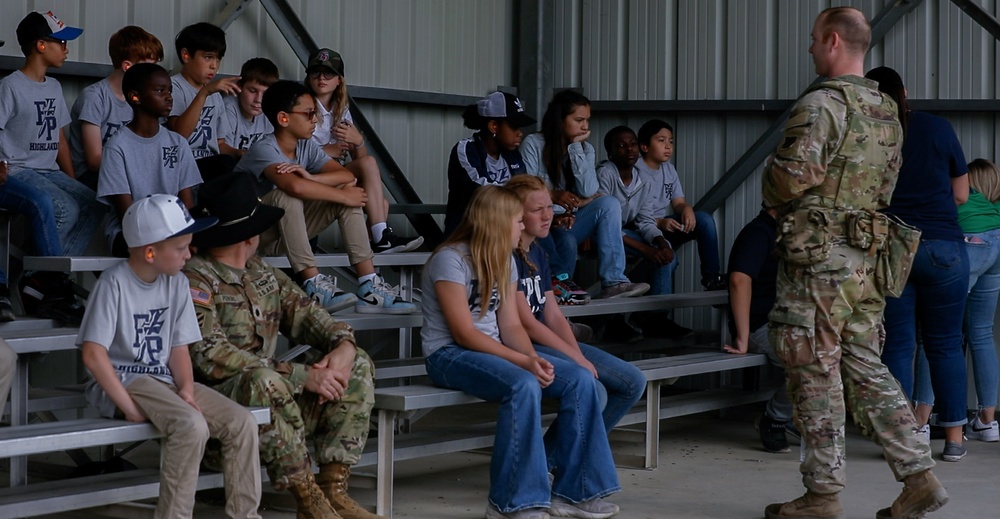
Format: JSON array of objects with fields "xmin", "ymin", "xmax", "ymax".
[
  {"xmin": 966, "ymin": 415, "xmax": 999, "ymax": 442},
  {"xmin": 547, "ymin": 496, "xmax": 618, "ymax": 519},
  {"xmin": 916, "ymin": 424, "xmax": 931, "ymax": 445}
]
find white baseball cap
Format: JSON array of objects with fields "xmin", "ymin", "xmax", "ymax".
[{"xmin": 123, "ymin": 195, "xmax": 218, "ymax": 248}]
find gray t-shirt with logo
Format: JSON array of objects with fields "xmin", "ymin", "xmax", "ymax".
[
  {"xmin": 78, "ymin": 260, "xmax": 202, "ymax": 418},
  {"xmin": 235, "ymin": 133, "xmax": 330, "ymax": 192},
  {"xmin": 97, "ymin": 126, "xmax": 203, "ymax": 205},
  {"xmin": 218, "ymin": 95, "xmax": 273, "ymax": 151},
  {"xmin": 170, "ymin": 74, "xmax": 222, "ymax": 159},
  {"xmin": 421, "ymin": 243, "xmax": 517, "ymax": 356},
  {"xmin": 68, "ymin": 78, "xmax": 133, "ymax": 176},
  {"xmin": 636, "ymin": 159, "xmax": 685, "ymax": 217},
  {"xmin": 0, "ymin": 70, "xmax": 70, "ymax": 172}
]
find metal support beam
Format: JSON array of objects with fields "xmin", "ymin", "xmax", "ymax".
[
  {"xmin": 694, "ymin": 0, "xmax": 924, "ymax": 214},
  {"xmin": 211, "ymin": 0, "xmax": 257, "ymax": 31},
  {"xmin": 259, "ymin": 0, "xmax": 443, "ymax": 242},
  {"xmin": 951, "ymin": 0, "xmax": 1000, "ymax": 40},
  {"xmin": 517, "ymin": 0, "xmax": 555, "ymax": 128}
]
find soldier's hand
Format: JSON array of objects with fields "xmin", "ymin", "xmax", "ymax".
[
  {"xmin": 318, "ymin": 343, "xmax": 357, "ymax": 388},
  {"xmin": 305, "ymin": 366, "xmax": 346, "ymax": 402}
]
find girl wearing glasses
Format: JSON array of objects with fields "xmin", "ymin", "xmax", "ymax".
[{"xmin": 304, "ymin": 48, "xmax": 422, "ymax": 253}]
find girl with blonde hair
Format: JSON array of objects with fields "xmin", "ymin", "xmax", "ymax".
[
  {"xmin": 506, "ymin": 174, "xmax": 644, "ymax": 435},
  {"xmin": 421, "ymin": 184, "xmax": 620, "ymax": 519}
]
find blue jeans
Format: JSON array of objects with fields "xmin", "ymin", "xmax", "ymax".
[
  {"xmin": 0, "ymin": 174, "xmax": 63, "ymax": 284},
  {"xmin": 660, "ymin": 210, "xmax": 722, "ymax": 283},
  {"xmin": 425, "ymin": 345, "xmax": 620, "ymax": 512},
  {"xmin": 915, "ymin": 231, "xmax": 1000, "ymax": 410},
  {"xmin": 534, "ymin": 343, "xmax": 645, "ymax": 432},
  {"xmin": 11, "ymin": 169, "xmax": 102, "ymax": 256},
  {"xmin": 748, "ymin": 324, "xmax": 793, "ymax": 423},
  {"xmin": 537, "ymin": 195, "xmax": 629, "ymax": 286},
  {"xmin": 882, "ymin": 239, "xmax": 969, "ymax": 426},
  {"xmin": 622, "ymin": 228, "xmax": 678, "ymax": 295}
]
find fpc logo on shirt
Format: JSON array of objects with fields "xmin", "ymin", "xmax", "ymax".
[
  {"xmin": 162, "ymin": 145, "xmax": 180, "ymax": 169},
  {"xmin": 189, "ymin": 106, "xmax": 214, "ymax": 150},
  {"xmin": 132, "ymin": 307, "xmax": 167, "ymax": 365},
  {"xmin": 34, "ymin": 98, "xmax": 58, "ymax": 140}
]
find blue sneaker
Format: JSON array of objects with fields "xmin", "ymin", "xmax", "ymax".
[
  {"xmin": 356, "ymin": 274, "xmax": 418, "ymax": 314},
  {"xmin": 303, "ymin": 274, "xmax": 357, "ymax": 313}
]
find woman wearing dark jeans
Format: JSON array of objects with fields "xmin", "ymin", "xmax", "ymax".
[{"xmin": 866, "ymin": 66, "xmax": 971, "ymax": 462}]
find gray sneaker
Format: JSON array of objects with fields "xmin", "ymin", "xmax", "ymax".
[
  {"xmin": 547, "ymin": 496, "xmax": 619, "ymax": 519},
  {"xmin": 942, "ymin": 441, "xmax": 967, "ymax": 462},
  {"xmin": 599, "ymin": 282, "xmax": 649, "ymax": 299},
  {"xmin": 485, "ymin": 503, "xmax": 550, "ymax": 519}
]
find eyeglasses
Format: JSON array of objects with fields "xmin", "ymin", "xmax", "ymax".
[
  {"xmin": 42, "ymin": 38, "xmax": 67, "ymax": 47},
  {"xmin": 307, "ymin": 70, "xmax": 337, "ymax": 80},
  {"xmin": 287, "ymin": 109, "xmax": 319, "ymax": 121}
]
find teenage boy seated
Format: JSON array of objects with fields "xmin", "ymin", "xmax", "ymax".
[
  {"xmin": 68, "ymin": 25, "xmax": 163, "ymax": 190},
  {"xmin": 597, "ymin": 126, "xmax": 691, "ymax": 340},
  {"xmin": 233, "ymin": 80, "xmax": 416, "ymax": 315},
  {"xmin": 98, "ymin": 63, "xmax": 203, "ymax": 257},
  {"xmin": 2, "ymin": 11, "xmax": 103, "ymax": 321},
  {"xmin": 636, "ymin": 119, "xmax": 725, "ymax": 291},
  {"xmin": 218, "ymin": 57, "xmax": 276, "ymax": 158},
  {"xmin": 165, "ymin": 22, "xmax": 239, "ymax": 181},
  {"xmin": 78, "ymin": 194, "xmax": 262, "ymax": 519}
]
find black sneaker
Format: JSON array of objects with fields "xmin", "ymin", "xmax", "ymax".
[
  {"xmin": 702, "ymin": 273, "xmax": 728, "ymax": 291},
  {"xmin": 0, "ymin": 287, "xmax": 14, "ymax": 322},
  {"xmin": 371, "ymin": 227, "xmax": 424, "ymax": 253},
  {"xmin": 20, "ymin": 272, "xmax": 86, "ymax": 326},
  {"xmin": 602, "ymin": 315, "xmax": 643, "ymax": 343},
  {"xmin": 757, "ymin": 413, "xmax": 791, "ymax": 453}
]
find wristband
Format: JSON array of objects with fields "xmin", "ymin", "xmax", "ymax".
[{"xmin": 356, "ymin": 141, "xmax": 365, "ymax": 148}]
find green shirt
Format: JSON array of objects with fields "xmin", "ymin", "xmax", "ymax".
[{"xmin": 957, "ymin": 189, "xmax": 1000, "ymax": 234}]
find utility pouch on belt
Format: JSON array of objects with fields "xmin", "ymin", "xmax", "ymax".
[
  {"xmin": 776, "ymin": 209, "xmax": 831, "ymax": 265},
  {"xmin": 846, "ymin": 211, "xmax": 889, "ymax": 254},
  {"xmin": 875, "ymin": 214, "xmax": 921, "ymax": 297}
]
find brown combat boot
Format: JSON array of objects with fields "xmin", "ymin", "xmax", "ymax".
[
  {"xmin": 317, "ymin": 463, "xmax": 386, "ymax": 519},
  {"xmin": 875, "ymin": 469, "xmax": 948, "ymax": 519},
  {"xmin": 288, "ymin": 471, "xmax": 342, "ymax": 519},
  {"xmin": 764, "ymin": 491, "xmax": 845, "ymax": 519}
]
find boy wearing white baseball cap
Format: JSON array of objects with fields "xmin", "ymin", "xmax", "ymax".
[{"xmin": 78, "ymin": 194, "xmax": 263, "ymax": 519}]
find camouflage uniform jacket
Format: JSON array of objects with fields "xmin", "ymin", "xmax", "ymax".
[
  {"xmin": 184, "ymin": 254, "xmax": 356, "ymax": 393},
  {"xmin": 763, "ymin": 75, "xmax": 902, "ymax": 217}
]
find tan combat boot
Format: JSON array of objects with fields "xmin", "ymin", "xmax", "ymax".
[
  {"xmin": 764, "ymin": 491, "xmax": 845, "ymax": 519},
  {"xmin": 317, "ymin": 463, "xmax": 387, "ymax": 519},
  {"xmin": 875, "ymin": 469, "xmax": 948, "ymax": 518},
  {"xmin": 288, "ymin": 471, "xmax": 342, "ymax": 519}
]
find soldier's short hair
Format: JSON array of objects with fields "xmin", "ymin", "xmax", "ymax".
[{"xmin": 819, "ymin": 7, "xmax": 870, "ymax": 55}]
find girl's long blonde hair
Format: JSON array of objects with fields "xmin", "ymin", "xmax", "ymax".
[
  {"xmin": 505, "ymin": 175, "xmax": 548, "ymax": 274},
  {"xmin": 439, "ymin": 185, "xmax": 522, "ymax": 313},
  {"xmin": 968, "ymin": 158, "xmax": 1000, "ymax": 203},
  {"xmin": 305, "ymin": 73, "xmax": 350, "ymax": 126}
]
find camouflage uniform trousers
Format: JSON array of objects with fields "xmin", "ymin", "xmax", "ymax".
[
  {"xmin": 768, "ymin": 242, "xmax": 935, "ymax": 495},
  {"xmin": 213, "ymin": 348, "xmax": 376, "ymax": 490}
]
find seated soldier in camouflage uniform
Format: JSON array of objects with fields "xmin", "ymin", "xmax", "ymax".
[{"xmin": 184, "ymin": 173, "xmax": 383, "ymax": 519}]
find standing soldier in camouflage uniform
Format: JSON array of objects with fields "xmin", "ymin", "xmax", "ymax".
[
  {"xmin": 763, "ymin": 7, "xmax": 947, "ymax": 519},
  {"xmin": 184, "ymin": 174, "xmax": 384, "ymax": 519}
]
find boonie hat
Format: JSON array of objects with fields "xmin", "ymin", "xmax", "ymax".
[
  {"xmin": 307, "ymin": 48, "xmax": 344, "ymax": 77},
  {"xmin": 123, "ymin": 195, "xmax": 218, "ymax": 248},
  {"xmin": 476, "ymin": 91, "xmax": 535, "ymax": 128},
  {"xmin": 16, "ymin": 11, "xmax": 83, "ymax": 48},
  {"xmin": 192, "ymin": 173, "xmax": 285, "ymax": 249}
]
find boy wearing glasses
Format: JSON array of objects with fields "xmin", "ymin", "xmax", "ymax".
[
  {"xmin": 233, "ymin": 80, "xmax": 417, "ymax": 315},
  {"xmin": 165, "ymin": 22, "xmax": 240, "ymax": 181}
]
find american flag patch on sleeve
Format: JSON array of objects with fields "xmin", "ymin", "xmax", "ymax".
[{"xmin": 190, "ymin": 288, "xmax": 212, "ymax": 306}]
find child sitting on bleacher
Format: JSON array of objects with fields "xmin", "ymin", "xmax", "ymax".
[
  {"xmin": 422, "ymin": 184, "xmax": 620, "ymax": 519},
  {"xmin": 67, "ymin": 25, "xmax": 164, "ymax": 190},
  {"xmin": 217, "ymin": 57, "xmax": 277, "ymax": 159},
  {"xmin": 306, "ymin": 48, "xmax": 422, "ymax": 254},
  {"xmin": 165, "ymin": 22, "xmax": 240, "ymax": 182},
  {"xmin": 521, "ymin": 90, "xmax": 648, "ymax": 302},
  {"xmin": 78, "ymin": 194, "xmax": 262, "ymax": 519},
  {"xmin": 636, "ymin": 119, "xmax": 725, "ymax": 291},
  {"xmin": 98, "ymin": 63, "xmax": 203, "ymax": 257},
  {"xmin": 234, "ymin": 80, "xmax": 416, "ymax": 315},
  {"xmin": 507, "ymin": 174, "xmax": 645, "ymax": 435},
  {"xmin": 2, "ymin": 11, "xmax": 103, "ymax": 323}
]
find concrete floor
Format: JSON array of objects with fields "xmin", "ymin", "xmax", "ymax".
[{"xmin": 38, "ymin": 412, "xmax": 1000, "ymax": 519}]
